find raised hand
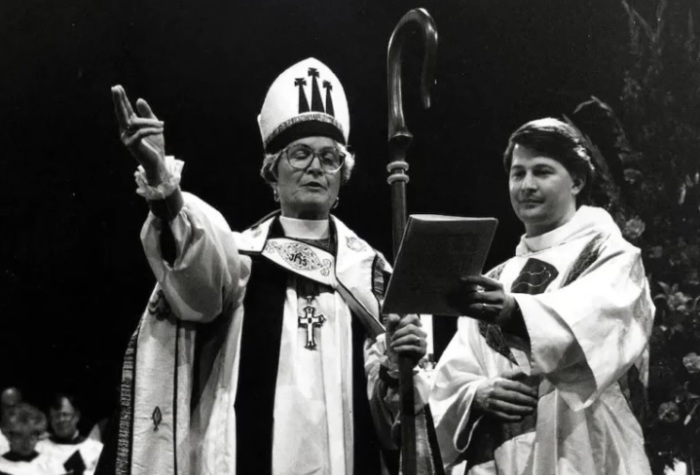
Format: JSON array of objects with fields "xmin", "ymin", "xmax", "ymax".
[
  {"xmin": 111, "ymin": 85, "xmax": 167, "ymax": 185},
  {"xmin": 473, "ymin": 370, "xmax": 538, "ymax": 422},
  {"xmin": 385, "ymin": 314, "xmax": 427, "ymax": 367}
]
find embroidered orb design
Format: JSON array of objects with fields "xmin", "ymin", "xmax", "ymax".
[
  {"xmin": 320, "ymin": 259, "xmax": 332, "ymax": 276},
  {"xmin": 346, "ymin": 236, "xmax": 368, "ymax": 252}
]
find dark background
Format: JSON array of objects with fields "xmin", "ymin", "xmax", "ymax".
[{"xmin": 1, "ymin": 0, "xmax": 630, "ymax": 428}]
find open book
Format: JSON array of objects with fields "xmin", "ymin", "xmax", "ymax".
[{"xmin": 382, "ymin": 214, "xmax": 498, "ymax": 316}]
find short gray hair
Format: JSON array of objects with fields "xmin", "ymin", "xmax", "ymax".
[{"xmin": 260, "ymin": 142, "xmax": 356, "ymax": 186}]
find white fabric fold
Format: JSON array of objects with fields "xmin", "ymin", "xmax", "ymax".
[
  {"xmin": 430, "ymin": 206, "xmax": 654, "ymax": 474},
  {"xmin": 134, "ymin": 155, "xmax": 184, "ymax": 201},
  {"xmin": 130, "ymin": 191, "xmax": 423, "ymax": 475}
]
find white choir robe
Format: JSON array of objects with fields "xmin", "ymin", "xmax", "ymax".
[
  {"xmin": 0, "ymin": 434, "xmax": 8, "ymax": 457},
  {"xmin": 35, "ymin": 437, "xmax": 103, "ymax": 475},
  {"xmin": 430, "ymin": 206, "xmax": 655, "ymax": 475},
  {"xmin": 114, "ymin": 192, "xmax": 432, "ymax": 475},
  {"xmin": 0, "ymin": 452, "xmax": 55, "ymax": 475}
]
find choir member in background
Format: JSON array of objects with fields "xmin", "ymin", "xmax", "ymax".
[
  {"xmin": 0, "ymin": 403, "xmax": 54, "ymax": 475},
  {"xmin": 102, "ymin": 57, "xmax": 439, "ymax": 475},
  {"xmin": 430, "ymin": 118, "xmax": 654, "ymax": 474},
  {"xmin": 0, "ymin": 387, "xmax": 23, "ymax": 456},
  {"xmin": 36, "ymin": 394, "xmax": 102, "ymax": 475}
]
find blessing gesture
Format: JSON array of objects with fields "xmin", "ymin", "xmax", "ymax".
[{"xmin": 111, "ymin": 85, "xmax": 167, "ymax": 185}]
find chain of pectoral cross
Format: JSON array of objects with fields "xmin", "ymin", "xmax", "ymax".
[{"xmin": 297, "ymin": 278, "xmax": 326, "ymax": 350}]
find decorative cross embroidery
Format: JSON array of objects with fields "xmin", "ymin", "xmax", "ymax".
[
  {"xmin": 295, "ymin": 77, "xmax": 310, "ymax": 112},
  {"xmin": 308, "ymin": 67, "xmax": 324, "ymax": 112},
  {"xmin": 322, "ymin": 80, "xmax": 335, "ymax": 116},
  {"xmin": 292, "ymin": 66, "xmax": 335, "ymax": 116},
  {"xmin": 298, "ymin": 301, "xmax": 326, "ymax": 350}
]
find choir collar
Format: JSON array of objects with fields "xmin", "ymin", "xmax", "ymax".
[
  {"xmin": 3, "ymin": 450, "xmax": 40, "ymax": 462},
  {"xmin": 279, "ymin": 216, "xmax": 330, "ymax": 240},
  {"xmin": 49, "ymin": 431, "xmax": 85, "ymax": 445}
]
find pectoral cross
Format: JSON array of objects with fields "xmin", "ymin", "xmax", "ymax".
[{"xmin": 298, "ymin": 302, "xmax": 325, "ymax": 350}]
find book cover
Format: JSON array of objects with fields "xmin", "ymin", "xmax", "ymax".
[{"xmin": 382, "ymin": 214, "xmax": 498, "ymax": 316}]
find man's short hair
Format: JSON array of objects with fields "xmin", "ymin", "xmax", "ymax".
[
  {"xmin": 48, "ymin": 392, "xmax": 79, "ymax": 412},
  {"xmin": 503, "ymin": 118, "xmax": 595, "ymax": 203}
]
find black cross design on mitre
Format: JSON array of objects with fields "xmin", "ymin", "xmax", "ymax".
[{"xmin": 293, "ymin": 67, "xmax": 335, "ymax": 116}]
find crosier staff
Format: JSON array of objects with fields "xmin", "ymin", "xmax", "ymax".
[{"xmin": 386, "ymin": 8, "xmax": 438, "ymax": 475}]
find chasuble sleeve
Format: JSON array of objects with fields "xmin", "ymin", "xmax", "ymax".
[
  {"xmin": 512, "ymin": 240, "xmax": 654, "ymax": 411},
  {"xmin": 364, "ymin": 333, "xmax": 432, "ymax": 449},
  {"xmin": 430, "ymin": 317, "xmax": 490, "ymax": 466},
  {"xmin": 141, "ymin": 192, "xmax": 247, "ymax": 323}
]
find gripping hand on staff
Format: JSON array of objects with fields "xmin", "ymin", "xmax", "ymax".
[
  {"xmin": 111, "ymin": 85, "xmax": 167, "ymax": 186},
  {"xmin": 385, "ymin": 314, "xmax": 427, "ymax": 367},
  {"xmin": 473, "ymin": 369, "xmax": 538, "ymax": 422}
]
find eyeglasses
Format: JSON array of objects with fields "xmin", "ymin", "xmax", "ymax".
[{"xmin": 282, "ymin": 144, "xmax": 345, "ymax": 173}]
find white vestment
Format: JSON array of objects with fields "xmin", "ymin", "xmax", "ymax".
[
  {"xmin": 430, "ymin": 206, "xmax": 654, "ymax": 474},
  {"xmin": 35, "ymin": 437, "xmax": 103, "ymax": 475},
  {"xmin": 115, "ymin": 192, "xmax": 432, "ymax": 475},
  {"xmin": 0, "ymin": 452, "xmax": 55, "ymax": 475},
  {"xmin": 0, "ymin": 434, "xmax": 8, "ymax": 457}
]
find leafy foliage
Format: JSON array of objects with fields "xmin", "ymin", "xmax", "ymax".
[{"xmin": 571, "ymin": 1, "xmax": 700, "ymax": 472}]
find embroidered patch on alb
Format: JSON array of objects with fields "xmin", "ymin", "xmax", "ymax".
[
  {"xmin": 265, "ymin": 241, "xmax": 332, "ymax": 276},
  {"xmin": 510, "ymin": 258, "xmax": 559, "ymax": 294},
  {"xmin": 345, "ymin": 236, "xmax": 368, "ymax": 252},
  {"xmin": 152, "ymin": 407, "xmax": 162, "ymax": 431}
]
